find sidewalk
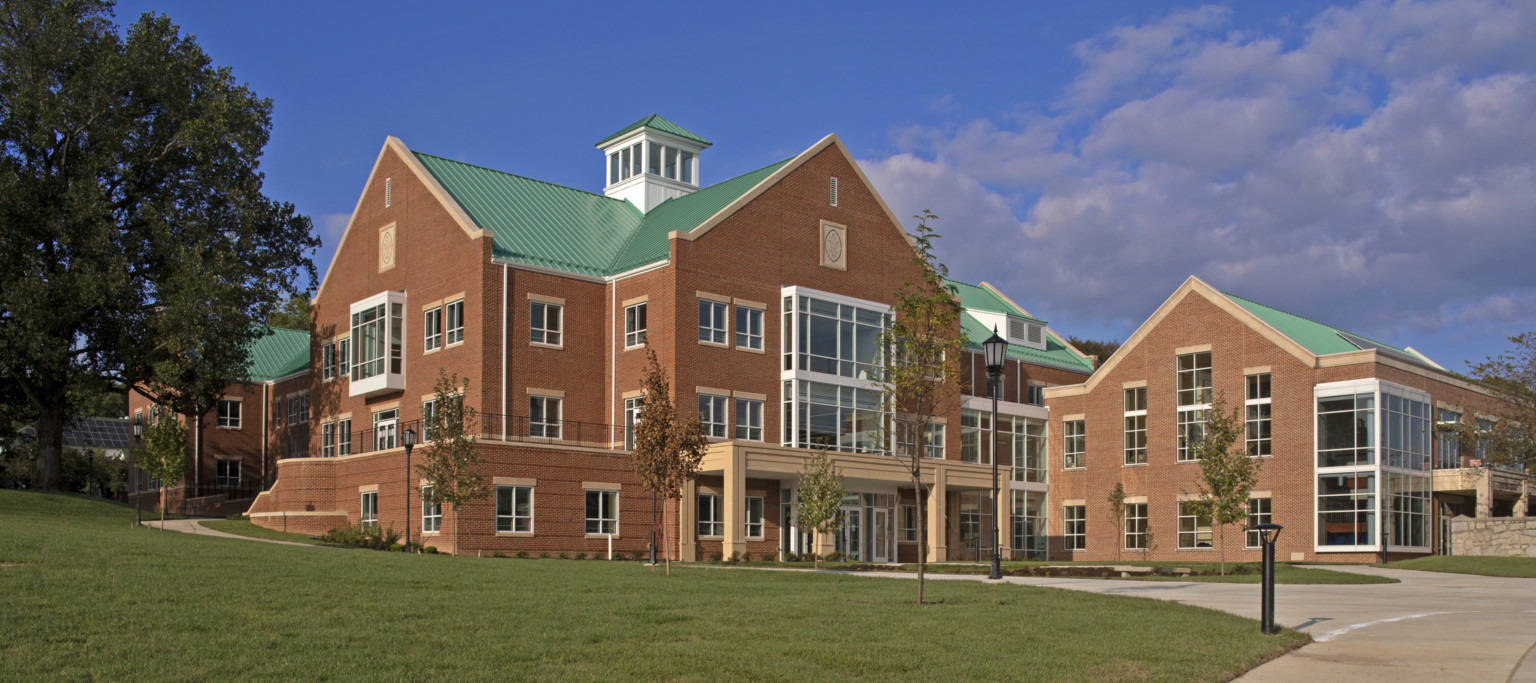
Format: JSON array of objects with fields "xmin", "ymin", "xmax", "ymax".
[{"xmin": 142, "ymin": 518, "xmax": 327, "ymax": 548}]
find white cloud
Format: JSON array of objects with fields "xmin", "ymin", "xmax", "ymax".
[{"xmin": 862, "ymin": 0, "xmax": 1536, "ymax": 352}]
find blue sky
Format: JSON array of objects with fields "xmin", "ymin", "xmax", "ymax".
[{"xmin": 114, "ymin": 0, "xmax": 1536, "ymax": 372}]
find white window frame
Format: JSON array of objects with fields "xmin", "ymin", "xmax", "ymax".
[
  {"xmin": 734, "ymin": 398, "xmax": 762, "ymax": 441},
  {"xmin": 745, "ymin": 496, "xmax": 764, "ymax": 539},
  {"xmin": 699, "ymin": 393, "xmax": 728, "ymax": 438},
  {"xmin": 624, "ymin": 396, "xmax": 643, "ymax": 450},
  {"xmin": 336, "ymin": 418, "xmax": 352, "ymax": 456},
  {"xmin": 530, "ymin": 301, "xmax": 563, "ymax": 347},
  {"xmin": 424, "ymin": 307, "xmax": 443, "ymax": 352},
  {"xmin": 923, "ymin": 423, "xmax": 944, "ymax": 459},
  {"xmin": 421, "ymin": 484, "xmax": 441, "ymax": 533},
  {"xmin": 421, "ymin": 399, "xmax": 437, "ymax": 443},
  {"xmin": 899, "ymin": 504, "xmax": 919, "ymax": 542},
  {"xmin": 698, "ymin": 299, "xmax": 728, "ymax": 345},
  {"xmin": 529, "ymin": 395, "xmax": 561, "ymax": 439},
  {"xmin": 585, "ymin": 489, "xmax": 618, "ymax": 535},
  {"xmin": 445, "ymin": 299, "xmax": 464, "ymax": 345},
  {"xmin": 360, "ymin": 491, "xmax": 378, "ymax": 527},
  {"xmin": 1063, "ymin": 419, "xmax": 1085, "ymax": 470},
  {"xmin": 1026, "ymin": 383, "xmax": 1045, "ymax": 406},
  {"xmin": 496, "ymin": 485, "xmax": 534, "ymax": 533},
  {"xmin": 214, "ymin": 459, "xmax": 240, "ymax": 487},
  {"xmin": 624, "ymin": 302, "xmax": 647, "ymax": 348},
  {"xmin": 217, "ymin": 399, "xmax": 242, "ymax": 430},
  {"xmin": 1124, "ymin": 502, "xmax": 1148, "ymax": 550},
  {"xmin": 698, "ymin": 494, "xmax": 722, "ymax": 537},
  {"xmin": 1245, "ymin": 497, "xmax": 1272, "ymax": 548},
  {"xmin": 736, "ymin": 306, "xmax": 763, "ymax": 350},
  {"xmin": 373, "ymin": 408, "xmax": 398, "ymax": 452},
  {"xmin": 349, "ymin": 291, "xmax": 406, "ymax": 397},
  {"xmin": 1246, "ymin": 373, "xmax": 1272, "ymax": 457},
  {"xmin": 321, "ymin": 421, "xmax": 336, "ymax": 458},
  {"xmin": 322, "ymin": 342, "xmax": 337, "ymax": 380},
  {"xmin": 1063, "ymin": 505, "xmax": 1085, "ymax": 550},
  {"xmin": 1176, "ymin": 351, "xmax": 1212, "ymax": 462},
  {"xmin": 1178, "ymin": 501, "xmax": 1213, "ymax": 549},
  {"xmin": 1124, "ymin": 387, "xmax": 1146, "ymax": 465}
]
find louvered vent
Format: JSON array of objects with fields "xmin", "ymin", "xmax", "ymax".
[
  {"xmin": 830, "ymin": 177, "xmax": 839, "ymax": 207},
  {"xmin": 385, "ymin": 178, "xmax": 392, "ymax": 208},
  {"xmin": 1028, "ymin": 324, "xmax": 1043, "ymax": 344},
  {"xmin": 1008, "ymin": 318, "xmax": 1026, "ymax": 340}
]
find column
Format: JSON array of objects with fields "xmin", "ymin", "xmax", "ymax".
[
  {"xmin": 722, "ymin": 445, "xmax": 747, "ymax": 560},
  {"xmin": 1516, "ymin": 481, "xmax": 1530, "ymax": 518},
  {"xmin": 927, "ymin": 464, "xmax": 948, "ymax": 562},
  {"xmin": 998, "ymin": 486, "xmax": 1013, "ymax": 559},
  {"xmin": 1476, "ymin": 470, "xmax": 1494, "ymax": 518},
  {"xmin": 679, "ymin": 479, "xmax": 697, "ymax": 562}
]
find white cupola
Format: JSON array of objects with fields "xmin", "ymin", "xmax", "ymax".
[{"xmin": 595, "ymin": 114, "xmax": 711, "ymax": 213}]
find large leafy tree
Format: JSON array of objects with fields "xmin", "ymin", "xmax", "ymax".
[
  {"xmin": 1455, "ymin": 332, "xmax": 1536, "ymax": 472},
  {"xmin": 628, "ymin": 349, "xmax": 707, "ymax": 576},
  {"xmin": 1189, "ymin": 392, "xmax": 1262, "ymax": 575},
  {"xmin": 0, "ymin": 0, "xmax": 317, "ymax": 490},
  {"xmin": 417, "ymin": 372, "xmax": 488, "ymax": 556},
  {"xmin": 875, "ymin": 210, "xmax": 964, "ymax": 605}
]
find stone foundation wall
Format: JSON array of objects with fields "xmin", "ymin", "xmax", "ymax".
[{"xmin": 1450, "ymin": 515, "xmax": 1536, "ymax": 557}]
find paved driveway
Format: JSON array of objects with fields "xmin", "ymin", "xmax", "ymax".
[{"xmin": 845, "ymin": 566, "xmax": 1536, "ymax": 681}]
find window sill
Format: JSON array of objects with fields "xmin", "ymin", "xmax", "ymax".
[
  {"xmin": 422, "ymin": 531, "xmax": 441, "ymax": 536},
  {"xmin": 1175, "ymin": 547, "xmax": 1214, "ymax": 552},
  {"xmin": 735, "ymin": 346, "xmax": 765, "ymax": 355},
  {"xmin": 1123, "ymin": 462, "xmax": 1147, "ymax": 468},
  {"xmin": 623, "ymin": 343, "xmax": 646, "ymax": 351},
  {"xmin": 446, "ymin": 340, "xmax": 464, "ymax": 349},
  {"xmin": 746, "ymin": 535, "xmax": 764, "ymax": 541},
  {"xmin": 584, "ymin": 533, "xmax": 620, "ymax": 540},
  {"xmin": 699, "ymin": 535, "xmax": 723, "ymax": 541},
  {"xmin": 1175, "ymin": 459, "xmax": 1201, "ymax": 465},
  {"xmin": 495, "ymin": 531, "xmax": 534, "ymax": 537},
  {"xmin": 1063, "ymin": 466, "xmax": 1085, "ymax": 471},
  {"xmin": 424, "ymin": 347, "xmax": 441, "ymax": 355},
  {"xmin": 530, "ymin": 342, "xmax": 563, "ymax": 350},
  {"xmin": 697, "ymin": 339, "xmax": 729, "ymax": 349},
  {"xmin": 216, "ymin": 426, "xmax": 242, "ymax": 431}
]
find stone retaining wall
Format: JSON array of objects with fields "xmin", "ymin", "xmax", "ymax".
[{"xmin": 1450, "ymin": 515, "xmax": 1536, "ymax": 557}]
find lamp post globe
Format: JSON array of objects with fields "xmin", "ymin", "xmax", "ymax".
[
  {"xmin": 403, "ymin": 427, "xmax": 416, "ymax": 553},
  {"xmin": 983, "ymin": 327, "xmax": 1007, "ymax": 580}
]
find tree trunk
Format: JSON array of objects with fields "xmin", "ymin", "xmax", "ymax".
[
  {"xmin": 192, "ymin": 412, "xmax": 205, "ymax": 499},
  {"xmin": 913, "ymin": 472, "xmax": 927, "ymax": 605},
  {"xmin": 663, "ymin": 494, "xmax": 672, "ymax": 577},
  {"xmin": 34, "ymin": 396, "xmax": 67, "ymax": 491}
]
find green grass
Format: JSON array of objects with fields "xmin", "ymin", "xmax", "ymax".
[
  {"xmin": 1381, "ymin": 555, "xmax": 1536, "ymax": 578},
  {"xmin": 0, "ymin": 490, "xmax": 1309, "ymax": 681},
  {"xmin": 708, "ymin": 559, "xmax": 1396, "ymax": 584},
  {"xmin": 198, "ymin": 518, "xmax": 340, "ymax": 546}
]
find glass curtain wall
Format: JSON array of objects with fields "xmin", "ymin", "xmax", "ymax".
[
  {"xmin": 1010, "ymin": 490, "xmax": 1047, "ymax": 560},
  {"xmin": 1314, "ymin": 383, "xmax": 1432, "ymax": 551}
]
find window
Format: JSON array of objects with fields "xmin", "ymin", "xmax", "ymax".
[
  {"xmin": 421, "ymin": 400, "xmax": 436, "ymax": 443},
  {"xmin": 1317, "ymin": 393, "xmax": 1375, "ymax": 468},
  {"xmin": 373, "ymin": 409, "xmax": 398, "ymax": 451},
  {"xmin": 1124, "ymin": 387, "xmax": 1146, "ymax": 465},
  {"xmin": 1064, "ymin": 505, "xmax": 1085, "ymax": 550},
  {"xmin": 1178, "ymin": 501, "xmax": 1212, "ymax": 549},
  {"xmin": 624, "ymin": 303, "xmax": 647, "ymax": 347},
  {"xmin": 624, "ymin": 396, "xmax": 643, "ymax": 450},
  {"xmin": 424, "ymin": 307, "xmax": 442, "ymax": 351},
  {"xmin": 1382, "ymin": 390, "xmax": 1431, "ymax": 471},
  {"xmin": 496, "ymin": 485, "xmax": 533, "ymax": 533},
  {"xmin": 923, "ymin": 423, "xmax": 944, "ymax": 459},
  {"xmin": 530, "ymin": 396, "xmax": 561, "ymax": 439},
  {"xmin": 338, "ymin": 338, "xmax": 350, "ymax": 378},
  {"xmin": 1063, "ymin": 420, "xmax": 1085, "ymax": 469},
  {"xmin": 788, "ymin": 294, "xmax": 886, "ymax": 379},
  {"xmin": 215, "ymin": 460, "xmax": 240, "ymax": 487},
  {"xmin": 321, "ymin": 422, "xmax": 336, "ymax": 458},
  {"xmin": 1125, "ymin": 503, "xmax": 1148, "ymax": 550},
  {"xmin": 217, "ymin": 400, "xmax": 241, "ymax": 429},
  {"xmin": 1387, "ymin": 471, "xmax": 1430, "ymax": 548},
  {"xmin": 286, "ymin": 394, "xmax": 308, "ymax": 426},
  {"xmin": 1318, "ymin": 472, "xmax": 1375, "ymax": 546},
  {"xmin": 1026, "ymin": 383, "xmax": 1045, "ymax": 406},
  {"xmin": 698, "ymin": 299, "xmax": 727, "ymax": 345},
  {"xmin": 745, "ymin": 496, "xmax": 764, "ymax": 538},
  {"xmin": 351, "ymin": 298, "xmax": 403, "ymax": 382},
  {"xmin": 322, "ymin": 342, "xmax": 337, "ymax": 380},
  {"xmin": 360, "ymin": 491, "xmax": 378, "ymax": 527},
  {"xmin": 1437, "ymin": 409, "xmax": 1461, "ymax": 469},
  {"xmin": 697, "ymin": 494, "xmax": 722, "ymax": 537},
  {"xmin": 1246, "ymin": 374, "xmax": 1272, "ymax": 456},
  {"xmin": 1006, "ymin": 417, "xmax": 1046, "ymax": 483},
  {"xmin": 421, "ymin": 485, "xmax": 441, "ymax": 533},
  {"xmin": 699, "ymin": 394, "xmax": 728, "ymax": 438},
  {"xmin": 1176, "ymin": 352, "xmax": 1212, "ymax": 461},
  {"xmin": 736, "ymin": 307, "xmax": 763, "ymax": 350},
  {"xmin": 961, "ymin": 409, "xmax": 992, "ymax": 464},
  {"xmin": 445, "ymin": 299, "xmax": 464, "ymax": 345},
  {"xmin": 336, "ymin": 419, "xmax": 352, "ymax": 456},
  {"xmin": 735, "ymin": 398, "xmax": 762, "ymax": 441},
  {"xmin": 530, "ymin": 301, "xmax": 562, "ymax": 346},
  {"xmin": 899, "ymin": 504, "xmax": 918, "ymax": 542},
  {"xmin": 1245, "ymin": 497, "xmax": 1272, "ymax": 548},
  {"xmin": 585, "ymin": 489, "xmax": 617, "ymax": 535}
]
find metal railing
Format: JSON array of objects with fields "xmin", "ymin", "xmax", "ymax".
[{"xmin": 295, "ymin": 413, "xmax": 635, "ymax": 459}]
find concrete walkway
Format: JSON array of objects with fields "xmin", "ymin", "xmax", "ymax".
[
  {"xmin": 142, "ymin": 518, "xmax": 325, "ymax": 548},
  {"xmin": 731, "ymin": 564, "xmax": 1536, "ymax": 681}
]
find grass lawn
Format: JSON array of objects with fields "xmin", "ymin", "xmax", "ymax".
[
  {"xmin": 707, "ymin": 559, "xmax": 1395, "ymax": 584},
  {"xmin": 1381, "ymin": 555, "xmax": 1536, "ymax": 578},
  {"xmin": 0, "ymin": 490, "xmax": 1308, "ymax": 681},
  {"xmin": 198, "ymin": 518, "xmax": 340, "ymax": 546}
]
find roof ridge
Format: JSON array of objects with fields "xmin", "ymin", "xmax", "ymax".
[
  {"xmin": 414, "ymin": 151, "xmax": 630, "ymax": 204},
  {"xmin": 1223, "ymin": 291, "xmax": 1411, "ymax": 353}
]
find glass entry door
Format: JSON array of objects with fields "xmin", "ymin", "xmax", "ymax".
[
  {"xmin": 871, "ymin": 507, "xmax": 891, "ymax": 562},
  {"xmin": 837, "ymin": 509, "xmax": 862, "ymax": 561}
]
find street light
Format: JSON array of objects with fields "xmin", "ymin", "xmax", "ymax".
[
  {"xmin": 1255, "ymin": 523, "xmax": 1283, "ymax": 634},
  {"xmin": 403, "ymin": 427, "xmax": 416, "ymax": 554},
  {"xmin": 132, "ymin": 418, "xmax": 143, "ymax": 527},
  {"xmin": 983, "ymin": 326, "xmax": 1008, "ymax": 580}
]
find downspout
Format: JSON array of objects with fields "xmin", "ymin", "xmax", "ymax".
[
  {"xmin": 501, "ymin": 263, "xmax": 508, "ymax": 440},
  {"xmin": 261, "ymin": 382, "xmax": 268, "ymax": 487},
  {"xmin": 610, "ymin": 278, "xmax": 616, "ymax": 444}
]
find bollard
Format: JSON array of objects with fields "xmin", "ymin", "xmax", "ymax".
[
  {"xmin": 607, "ymin": 533, "xmax": 613, "ymax": 560},
  {"xmin": 1255, "ymin": 523, "xmax": 1283, "ymax": 635}
]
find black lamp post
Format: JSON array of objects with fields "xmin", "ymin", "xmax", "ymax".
[
  {"xmin": 403, "ymin": 427, "xmax": 416, "ymax": 554},
  {"xmin": 1255, "ymin": 523, "xmax": 1283, "ymax": 634},
  {"xmin": 132, "ymin": 418, "xmax": 143, "ymax": 526},
  {"xmin": 983, "ymin": 327, "xmax": 1008, "ymax": 580}
]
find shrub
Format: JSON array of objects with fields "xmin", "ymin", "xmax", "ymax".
[
  {"xmin": 493, "ymin": 551, "xmax": 506, "ymax": 558},
  {"xmin": 709, "ymin": 551, "xmax": 723, "ymax": 562},
  {"xmin": 424, "ymin": 545, "xmax": 439, "ymax": 555},
  {"xmin": 557, "ymin": 552, "xmax": 568, "ymax": 560},
  {"xmin": 629, "ymin": 549, "xmax": 646, "ymax": 562},
  {"xmin": 573, "ymin": 552, "xmax": 586, "ymax": 561},
  {"xmin": 827, "ymin": 551, "xmax": 844, "ymax": 562},
  {"xmin": 783, "ymin": 552, "xmax": 799, "ymax": 563},
  {"xmin": 516, "ymin": 550, "xmax": 529, "ymax": 559},
  {"xmin": 319, "ymin": 523, "xmax": 401, "ymax": 551},
  {"xmin": 727, "ymin": 551, "xmax": 741, "ymax": 564},
  {"xmin": 539, "ymin": 552, "xmax": 549, "ymax": 559},
  {"xmin": 761, "ymin": 552, "xmax": 776, "ymax": 562}
]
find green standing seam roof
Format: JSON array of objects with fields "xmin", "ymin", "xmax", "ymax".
[
  {"xmin": 960, "ymin": 313, "xmax": 1095, "ymax": 374},
  {"xmin": 945, "ymin": 279, "xmax": 1046, "ymax": 324},
  {"xmin": 248, "ymin": 327, "xmax": 311, "ymax": 382},
  {"xmin": 608, "ymin": 159, "xmax": 791, "ymax": 274},
  {"xmin": 594, "ymin": 114, "xmax": 712, "ymax": 148},
  {"xmin": 1223, "ymin": 293, "xmax": 1430, "ymax": 363}
]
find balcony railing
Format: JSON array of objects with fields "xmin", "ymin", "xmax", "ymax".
[{"xmin": 294, "ymin": 413, "xmax": 636, "ymax": 459}]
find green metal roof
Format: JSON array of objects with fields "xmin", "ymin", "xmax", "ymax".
[
  {"xmin": 946, "ymin": 279, "xmax": 1046, "ymax": 324},
  {"xmin": 594, "ymin": 114, "xmax": 712, "ymax": 148},
  {"xmin": 415, "ymin": 150, "xmax": 788, "ymax": 277},
  {"xmin": 960, "ymin": 313, "xmax": 1095, "ymax": 374},
  {"xmin": 1224, "ymin": 293, "xmax": 1434, "ymax": 364},
  {"xmin": 248, "ymin": 327, "xmax": 311, "ymax": 382},
  {"xmin": 608, "ymin": 159, "xmax": 790, "ymax": 273}
]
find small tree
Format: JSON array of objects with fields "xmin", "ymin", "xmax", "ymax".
[
  {"xmin": 875, "ymin": 210, "xmax": 964, "ymax": 604},
  {"xmin": 794, "ymin": 446, "xmax": 846, "ymax": 569},
  {"xmin": 1189, "ymin": 392, "xmax": 1261, "ymax": 575},
  {"xmin": 1107, "ymin": 481, "xmax": 1126, "ymax": 562},
  {"xmin": 136, "ymin": 412, "xmax": 189, "ymax": 527},
  {"xmin": 628, "ymin": 350, "xmax": 708, "ymax": 576},
  {"xmin": 1452, "ymin": 332, "xmax": 1536, "ymax": 472},
  {"xmin": 417, "ymin": 372, "xmax": 488, "ymax": 556}
]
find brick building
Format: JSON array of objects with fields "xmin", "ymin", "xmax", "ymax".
[
  {"xmin": 1044, "ymin": 276, "xmax": 1533, "ymax": 564},
  {"xmin": 127, "ymin": 327, "xmax": 310, "ymax": 515},
  {"xmin": 247, "ymin": 115, "xmax": 1096, "ymax": 558}
]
